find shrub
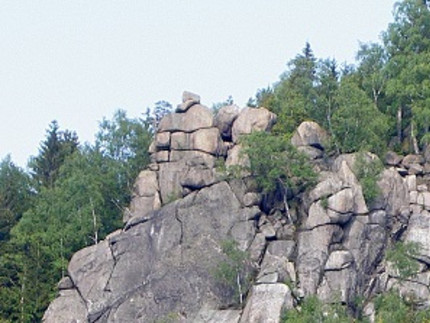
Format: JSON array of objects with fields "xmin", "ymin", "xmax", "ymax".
[
  {"xmin": 213, "ymin": 240, "xmax": 251, "ymax": 306},
  {"xmin": 282, "ymin": 295, "xmax": 350, "ymax": 323},
  {"xmin": 354, "ymin": 152, "xmax": 384, "ymax": 205},
  {"xmin": 386, "ymin": 241, "xmax": 421, "ymax": 279},
  {"xmin": 373, "ymin": 290, "xmax": 430, "ymax": 322},
  {"xmin": 241, "ymin": 131, "xmax": 316, "ymax": 194}
]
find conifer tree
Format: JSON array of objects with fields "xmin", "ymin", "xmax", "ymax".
[{"xmin": 29, "ymin": 121, "xmax": 79, "ymax": 188}]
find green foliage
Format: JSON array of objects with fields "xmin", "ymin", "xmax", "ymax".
[
  {"xmin": 321, "ymin": 196, "xmax": 329, "ymax": 210},
  {"xmin": 213, "ymin": 240, "xmax": 251, "ymax": 306},
  {"xmin": 212, "ymin": 95, "xmax": 234, "ymax": 114},
  {"xmin": 374, "ymin": 290, "xmax": 430, "ymax": 322},
  {"xmin": 355, "ymin": 42, "xmax": 389, "ymax": 110},
  {"xmin": 282, "ymin": 292, "xmax": 430, "ymax": 322},
  {"xmin": 386, "ymin": 241, "xmax": 421, "ymax": 279},
  {"xmin": 29, "ymin": 121, "xmax": 79, "ymax": 189},
  {"xmin": 354, "ymin": 152, "xmax": 384, "ymax": 204},
  {"xmin": 282, "ymin": 295, "xmax": 350, "ymax": 323},
  {"xmin": 268, "ymin": 43, "xmax": 318, "ymax": 134},
  {"xmin": 0, "ymin": 156, "xmax": 33, "ymax": 244},
  {"xmin": 332, "ymin": 79, "xmax": 390, "ymax": 154},
  {"xmin": 383, "ymin": 0, "xmax": 430, "ymax": 151},
  {"xmin": 96, "ymin": 109, "xmax": 153, "ymax": 195},
  {"xmin": 0, "ymin": 109, "xmax": 154, "ymax": 321},
  {"xmin": 4, "ymin": 150, "xmax": 125, "ymax": 320},
  {"xmin": 247, "ymin": 87, "xmax": 275, "ymax": 108},
  {"xmin": 241, "ymin": 131, "xmax": 316, "ymax": 194},
  {"xmin": 148, "ymin": 100, "xmax": 173, "ymax": 131},
  {"xmin": 154, "ymin": 312, "xmax": 180, "ymax": 323}
]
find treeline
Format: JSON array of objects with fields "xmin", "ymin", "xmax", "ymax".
[
  {"xmin": 248, "ymin": 0, "xmax": 430, "ymax": 156},
  {"xmin": 0, "ymin": 103, "xmax": 172, "ymax": 322}
]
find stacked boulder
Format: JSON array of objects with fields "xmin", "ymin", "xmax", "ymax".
[
  {"xmin": 125, "ymin": 91, "xmax": 276, "ymax": 224},
  {"xmin": 43, "ymin": 92, "xmax": 430, "ymax": 322},
  {"xmin": 44, "ymin": 92, "xmax": 292, "ymax": 323}
]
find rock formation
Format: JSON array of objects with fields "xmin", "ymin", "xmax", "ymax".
[{"xmin": 44, "ymin": 92, "xmax": 430, "ymax": 322}]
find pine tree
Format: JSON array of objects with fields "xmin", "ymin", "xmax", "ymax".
[
  {"xmin": 269, "ymin": 42, "xmax": 318, "ymax": 134},
  {"xmin": 29, "ymin": 121, "xmax": 79, "ymax": 188}
]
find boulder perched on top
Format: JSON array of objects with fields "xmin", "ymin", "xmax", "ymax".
[
  {"xmin": 291, "ymin": 121, "xmax": 328, "ymax": 150},
  {"xmin": 176, "ymin": 91, "xmax": 201, "ymax": 112},
  {"xmin": 231, "ymin": 108, "xmax": 276, "ymax": 143},
  {"xmin": 214, "ymin": 105, "xmax": 240, "ymax": 141},
  {"xmin": 158, "ymin": 104, "xmax": 213, "ymax": 133}
]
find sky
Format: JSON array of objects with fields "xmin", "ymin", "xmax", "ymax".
[{"xmin": 0, "ymin": 0, "xmax": 397, "ymax": 168}]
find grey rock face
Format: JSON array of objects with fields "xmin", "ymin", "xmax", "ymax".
[
  {"xmin": 214, "ymin": 105, "xmax": 240, "ymax": 140},
  {"xmin": 375, "ymin": 168, "xmax": 409, "ymax": 215},
  {"xmin": 195, "ymin": 308, "xmax": 241, "ymax": 323},
  {"xmin": 176, "ymin": 91, "xmax": 201, "ymax": 112},
  {"xmin": 239, "ymin": 284, "xmax": 293, "ymax": 323},
  {"xmin": 231, "ymin": 107, "xmax": 276, "ymax": 143},
  {"xmin": 385, "ymin": 151, "xmax": 403, "ymax": 166},
  {"xmin": 170, "ymin": 128, "xmax": 222, "ymax": 155},
  {"xmin": 291, "ymin": 121, "xmax": 328, "ymax": 150},
  {"xmin": 45, "ymin": 107, "xmax": 430, "ymax": 323},
  {"xmin": 405, "ymin": 213, "xmax": 430, "ymax": 264},
  {"xmin": 158, "ymin": 104, "xmax": 213, "ymax": 133},
  {"xmin": 125, "ymin": 170, "xmax": 160, "ymax": 222},
  {"xmin": 297, "ymin": 225, "xmax": 339, "ymax": 294},
  {"xmin": 45, "ymin": 182, "xmax": 259, "ymax": 323},
  {"xmin": 42, "ymin": 289, "xmax": 87, "ymax": 323}
]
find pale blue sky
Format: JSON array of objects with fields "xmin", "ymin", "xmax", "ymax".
[{"xmin": 1, "ymin": 0, "xmax": 397, "ymax": 167}]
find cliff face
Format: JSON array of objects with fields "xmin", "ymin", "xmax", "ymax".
[{"xmin": 44, "ymin": 92, "xmax": 430, "ymax": 323}]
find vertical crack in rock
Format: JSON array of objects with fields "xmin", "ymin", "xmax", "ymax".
[
  {"xmin": 67, "ymin": 275, "xmax": 89, "ymax": 311},
  {"xmin": 174, "ymin": 207, "xmax": 184, "ymax": 245},
  {"xmin": 103, "ymin": 239, "xmax": 118, "ymax": 293}
]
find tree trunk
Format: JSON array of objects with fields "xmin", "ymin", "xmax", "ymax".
[
  {"xmin": 397, "ymin": 105, "xmax": 403, "ymax": 145},
  {"xmin": 90, "ymin": 198, "xmax": 98, "ymax": 245},
  {"xmin": 411, "ymin": 123, "xmax": 420, "ymax": 154}
]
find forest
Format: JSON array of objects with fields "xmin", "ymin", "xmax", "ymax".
[{"xmin": 1, "ymin": 0, "xmax": 429, "ymax": 321}]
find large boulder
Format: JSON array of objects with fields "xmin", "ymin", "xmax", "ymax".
[
  {"xmin": 225, "ymin": 144, "xmax": 251, "ymax": 171},
  {"xmin": 291, "ymin": 121, "xmax": 328, "ymax": 150},
  {"xmin": 239, "ymin": 284, "xmax": 293, "ymax": 323},
  {"xmin": 158, "ymin": 104, "xmax": 213, "ymax": 133},
  {"xmin": 404, "ymin": 212, "xmax": 430, "ymax": 265},
  {"xmin": 158, "ymin": 161, "xmax": 187, "ymax": 203},
  {"xmin": 170, "ymin": 128, "xmax": 223, "ymax": 155},
  {"xmin": 231, "ymin": 108, "xmax": 276, "ymax": 143},
  {"xmin": 214, "ymin": 105, "xmax": 240, "ymax": 141},
  {"xmin": 42, "ymin": 289, "xmax": 87, "ymax": 323},
  {"xmin": 297, "ymin": 225, "xmax": 340, "ymax": 294},
  {"xmin": 374, "ymin": 168, "xmax": 409, "ymax": 215},
  {"xmin": 176, "ymin": 91, "xmax": 201, "ymax": 112},
  {"xmin": 195, "ymin": 308, "xmax": 241, "ymax": 323},
  {"xmin": 318, "ymin": 250, "xmax": 356, "ymax": 304},
  {"xmin": 125, "ymin": 170, "xmax": 161, "ymax": 222}
]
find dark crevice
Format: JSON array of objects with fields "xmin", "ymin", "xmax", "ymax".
[
  {"xmin": 89, "ymin": 280, "xmax": 151, "ymax": 323},
  {"xmin": 174, "ymin": 208, "xmax": 184, "ymax": 245},
  {"xmin": 104, "ymin": 240, "xmax": 118, "ymax": 293},
  {"xmin": 124, "ymin": 210, "xmax": 158, "ymax": 231},
  {"xmin": 67, "ymin": 276, "xmax": 89, "ymax": 311},
  {"xmin": 298, "ymin": 222, "xmax": 340, "ymax": 232}
]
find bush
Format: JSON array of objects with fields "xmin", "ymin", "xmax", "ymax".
[
  {"xmin": 241, "ymin": 131, "xmax": 316, "ymax": 194},
  {"xmin": 374, "ymin": 290, "xmax": 430, "ymax": 322},
  {"xmin": 213, "ymin": 240, "xmax": 251, "ymax": 306},
  {"xmin": 282, "ymin": 295, "xmax": 350, "ymax": 323},
  {"xmin": 354, "ymin": 152, "xmax": 384, "ymax": 204},
  {"xmin": 386, "ymin": 241, "xmax": 421, "ymax": 279}
]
